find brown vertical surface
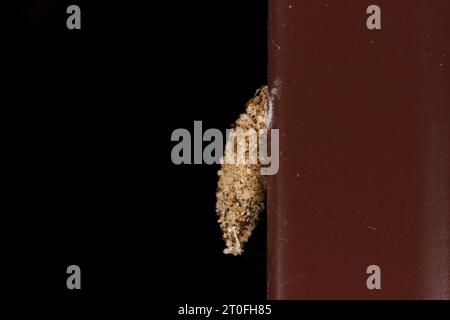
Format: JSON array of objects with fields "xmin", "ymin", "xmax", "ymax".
[{"xmin": 268, "ymin": 0, "xmax": 449, "ymax": 299}]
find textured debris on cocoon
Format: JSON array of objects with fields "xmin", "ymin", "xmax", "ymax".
[{"xmin": 216, "ymin": 86, "xmax": 268, "ymax": 256}]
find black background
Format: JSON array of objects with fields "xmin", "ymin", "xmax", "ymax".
[{"xmin": 5, "ymin": 0, "xmax": 267, "ymax": 307}]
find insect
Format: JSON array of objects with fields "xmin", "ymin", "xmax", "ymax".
[{"xmin": 216, "ymin": 86, "xmax": 269, "ymax": 255}]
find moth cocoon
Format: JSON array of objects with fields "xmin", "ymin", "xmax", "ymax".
[{"xmin": 216, "ymin": 86, "xmax": 268, "ymax": 255}]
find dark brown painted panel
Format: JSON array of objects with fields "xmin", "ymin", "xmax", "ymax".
[{"xmin": 268, "ymin": 0, "xmax": 449, "ymax": 299}]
